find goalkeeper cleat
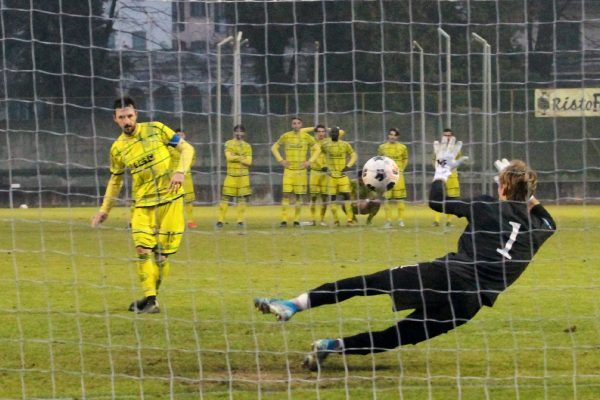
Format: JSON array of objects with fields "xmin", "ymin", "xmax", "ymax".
[
  {"xmin": 253, "ymin": 298, "xmax": 298, "ymax": 321},
  {"xmin": 128, "ymin": 297, "xmax": 148, "ymax": 312},
  {"xmin": 303, "ymin": 339, "xmax": 339, "ymax": 371}
]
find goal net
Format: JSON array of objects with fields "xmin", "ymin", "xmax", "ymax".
[{"xmin": 1, "ymin": 0, "xmax": 599, "ymax": 398}]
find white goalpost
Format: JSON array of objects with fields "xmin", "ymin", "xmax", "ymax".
[{"xmin": 1, "ymin": 1, "xmax": 599, "ymax": 399}]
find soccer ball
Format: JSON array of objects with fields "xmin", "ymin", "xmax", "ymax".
[{"xmin": 362, "ymin": 156, "xmax": 400, "ymax": 192}]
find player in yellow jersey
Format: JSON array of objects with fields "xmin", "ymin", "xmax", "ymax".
[
  {"xmin": 378, "ymin": 128, "xmax": 409, "ymax": 228},
  {"xmin": 216, "ymin": 125, "xmax": 253, "ymax": 229},
  {"xmin": 308, "ymin": 124, "xmax": 346, "ymax": 226},
  {"xmin": 432, "ymin": 128, "xmax": 461, "ymax": 227},
  {"xmin": 91, "ymin": 97, "xmax": 195, "ymax": 314},
  {"xmin": 320, "ymin": 127, "xmax": 357, "ymax": 226},
  {"xmin": 271, "ymin": 117, "xmax": 321, "ymax": 227},
  {"xmin": 171, "ymin": 128, "xmax": 198, "ymax": 229}
]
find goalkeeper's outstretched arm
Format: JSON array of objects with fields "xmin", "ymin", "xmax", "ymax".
[{"xmin": 428, "ymin": 180, "xmax": 470, "ymax": 217}]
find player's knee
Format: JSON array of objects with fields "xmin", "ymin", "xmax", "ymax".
[
  {"xmin": 155, "ymin": 253, "xmax": 168, "ymax": 264},
  {"xmin": 136, "ymin": 246, "xmax": 152, "ymax": 258}
]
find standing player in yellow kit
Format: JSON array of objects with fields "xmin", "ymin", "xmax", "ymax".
[
  {"xmin": 320, "ymin": 126, "xmax": 357, "ymax": 226},
  {"xmin": 308, "ymin": 124, "xmax": 346, "ymax": 226},
  {"xmin": 378, "ymin": 128, "xmax": 408, "ymax": 228},
  {"xmin": 216, "ymin": 125, "xmax": 253, "ymax": 228},
  {"xmin": 271, "ymin": 117, "xmax": 321, "ymax": 227},
  {"xmin": 91, "ymin": 96, "xmax": 195, "ymax": 314}
]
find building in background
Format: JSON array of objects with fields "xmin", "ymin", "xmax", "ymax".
[{"xmin": 105, "ymin": 0, "xmax": 258, "ymax": 118}]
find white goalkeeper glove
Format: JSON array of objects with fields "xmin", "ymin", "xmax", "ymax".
[
  {"xmin": 433, "ymin": 136, "xmax": 469, "ymax": 182},
  {"xmin": 493, "ymin": 158, "xmax": 510, "ymax": 183}
]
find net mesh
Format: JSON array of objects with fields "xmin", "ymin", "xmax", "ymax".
[{"xmin": 1, "ymin": 1, "xmax": 599, "ymax": 399}]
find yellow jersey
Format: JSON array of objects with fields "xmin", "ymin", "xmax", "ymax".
[
  {"xmin": 311, "ymin": 130, "xmax": 345, "ymax": 171},
  {"xmin": 225, "ymin": 139, "xmax": 252, "ymax": 176},
  {"xmin": 321, "ymin": 140, "xmax": 356, "ymax": 178},
  {"xmin": 274, "ymin": 128, "xmax": 317, "ymax": 170},
  {"xmin": 109, "ymin": 121, "xmax": 182, "ymax": 207},
  {"xmin": 378, "ymin": 142, "xmax": 408, "ymax": 171},
  {"xmin": 311, "ymin": 137, "xmax": 329, "ymax": 171}
]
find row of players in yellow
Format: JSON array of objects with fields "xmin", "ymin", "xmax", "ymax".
[{"xmin": 193, "ymin": 118, "xmax": 462, "ymax": 229}]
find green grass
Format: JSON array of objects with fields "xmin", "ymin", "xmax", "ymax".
[{"xmin": 1, "ymin": 204, "xmax": 599, "ymax": 399}]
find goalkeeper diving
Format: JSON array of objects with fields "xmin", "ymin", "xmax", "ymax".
[{"xmin": 254, "ymin": 136, "xmax": 556, "ymax": 370}]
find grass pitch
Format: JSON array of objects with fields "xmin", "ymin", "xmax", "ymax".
[{"xmin": 1, "ymin": 204, "xmax": 599, "ymax": 399}]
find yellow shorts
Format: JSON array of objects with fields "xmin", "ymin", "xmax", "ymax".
[
  {"xmin": 223, "ymin": 175, "xmax": 251, "ymax": 197},
  {"xmin": 282, "ymin": 168, "xmax": 308, "ymax": 194},
  {"xmin": 131, "ymin": 196, "xmax": 184, "ymax": 255},
  {"xmin": 183, "ymin": 173, "xmax": 196, "ymax": 203},
  {"xmin": 309, "ymin": 170, "xmax": 328, "ymax": 194},
  {"xmin": 383, "ymin": 174, "xmax": 406, "ymax": 199},
  {"xmin": 327, "ymin": 175, "xmax": 351, "ymax": 195}
]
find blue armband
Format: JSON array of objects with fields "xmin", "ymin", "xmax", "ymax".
[{"xmin": 168, "ymin": 134, "xmax": 182, "ymax": 147}]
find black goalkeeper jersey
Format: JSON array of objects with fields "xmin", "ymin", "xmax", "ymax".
[{"xmin": 428, "ymin": 180, "xmax": 556, "ymax": 306}]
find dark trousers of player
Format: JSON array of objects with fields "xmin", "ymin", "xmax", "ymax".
[{"xmin": 307, "ymin": 263, "xmax": 483, "ymax": 355}]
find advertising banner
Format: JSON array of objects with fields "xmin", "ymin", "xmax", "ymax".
[{"xmin": 535, "ymin": 88, "xmax": 600, "ymax": 117}]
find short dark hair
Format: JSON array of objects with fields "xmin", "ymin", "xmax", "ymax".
[
  {"xmin": 233, "ymin": 124, "xmax": 245, "ymax": 132},
  {"xmin": 314, "ymin": 124, "xmax": 326, "ymax": 132},
  {"xmin": 389, "ymin": 128, "xmax": 400, "ymax": 136},
  {"xmin": 175, "ymin": 127, "xmax": 184, "ymax": 133},
  {"xmin": 443, "ymin": 128, "xmax": 453, "ymax": 135},
  {"xmin": 113, "ymin": 96, "xmax": 136, "ymax": 111},
  {"xmin": 291, "ymin": 117, "xmax": 303, "ymax": 123}
]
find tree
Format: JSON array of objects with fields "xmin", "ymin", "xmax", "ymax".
[{"xmin": 0, "ymin": 0, "xmax": 120, "ymax": 113}]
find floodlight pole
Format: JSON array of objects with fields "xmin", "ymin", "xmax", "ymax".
[
  {"xmin": 472, "ymin": 33, "xmax": 492, "ymax": 194},
  {"xmin": 233, "ymin": 31, "xmax": 244, "ymax": 126},
  {"xmin": 413, "ymin": 40, "xmax": 427, "ymax": 203},
  {"xmin": 216, "ymin": 35, "xmax": 234, "ymax": 199},
  {"xmin": 314, "ymin": 41, "xmax": 320, "ymax": 124},
  {"xmin": 437, "ymin": 28, "xmax": 451, "ymax": 129}
]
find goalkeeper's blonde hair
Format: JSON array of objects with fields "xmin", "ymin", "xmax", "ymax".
[{"xmin": 499, "ymin": 160, "xmax": 537, "ymax": 201}]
